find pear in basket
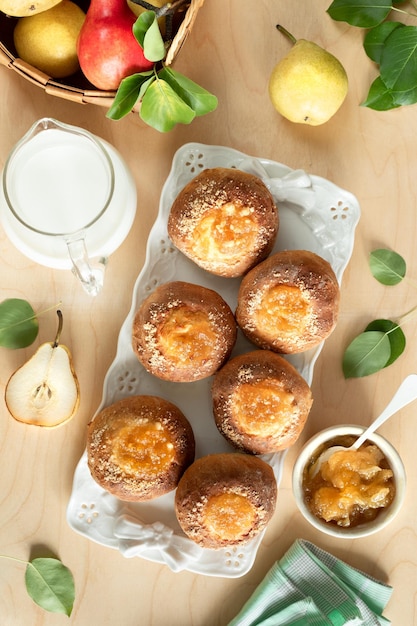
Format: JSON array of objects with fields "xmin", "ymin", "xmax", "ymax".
[
  {"xmin": 0, "ymin": 0, "xmax": 61, "ymax": 17},
  {"xmin": 77, "ymin": 0, "xmax": 154, "ymax": 91}
]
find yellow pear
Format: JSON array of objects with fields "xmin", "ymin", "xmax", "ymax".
[
  {"xmin": 269, "ymin": 25, "xmax": 348, "ymax": 126},
  {"xmin": 13, "ymin": 0, "xmax": 86, "ymax": 78},
  {"xmin": 0, "ymin": 0, "xmax": 61, "ymax": 17},
  {"xmin": 5, "ymin": 310, "xmax": 80, "ymax": 427}
]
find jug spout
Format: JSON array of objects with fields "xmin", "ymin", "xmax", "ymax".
[
  {"xmin": 66, "ymin": 234, "xmax": 107, "ymax": 296},
  {"xmin": 12, "ymin": 118, "xmax": 62, "ymax": 148}
]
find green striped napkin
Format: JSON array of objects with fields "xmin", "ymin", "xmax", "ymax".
[{"xmin": 228, "ymin": 539, "xmax": 392, "ymax": 626}]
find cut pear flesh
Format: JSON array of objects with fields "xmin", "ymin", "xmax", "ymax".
[{"xmin": 5, "ymin": 342, "xmax": 80, "ymax": 427}]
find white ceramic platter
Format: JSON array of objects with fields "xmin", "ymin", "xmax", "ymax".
[{"xmin": 66, "ymin": 143, "xmax": 361, "ymax": 578}]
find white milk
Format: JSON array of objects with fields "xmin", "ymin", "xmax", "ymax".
[
  {"xmin": 0, "ymin": 124, "xmax": 137, "ymax": 270},
  {"xmin": 7, "ymin": 129, "xmax": 111, "ymax": 234}
]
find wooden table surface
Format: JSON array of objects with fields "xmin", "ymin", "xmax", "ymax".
[{"xmin": 2, "ymin": 1, "xmax": 417, "ymax": 624}]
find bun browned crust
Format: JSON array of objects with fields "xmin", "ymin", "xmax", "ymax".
[
  {"xmin": 212, "ymin": 350, "xmax": 313, "ymax": 454},
  {"xmin": 236, "ymin": 249, "xmax": 340, "ymax": 353},
  {"xmin": 167, "ymin": 167, "xmax": 279, "ymax": 277},
  {"xmin": 132, "ymin": 281, "xmax": 237, "ymax": 382},
  {"xmin": 175, "ymin": 453, "xmax": 277, "ymax": 549},
  {"xmin": 86, "ymin": 395, "xmax": 195, "ymax": 502}
]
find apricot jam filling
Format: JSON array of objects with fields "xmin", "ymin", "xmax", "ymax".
[
  {"xmin": 203, "ymin": 492, "xmax": 256, "ymax": 540},
  {"xmin": 255, "ymin": 285, "xmax": 311, "ymax": 337},
  {"xmin": 231, "ymin": 381, "xmax": 295, "ymax": 436},
  {"xmin": 158, "ymin": 306, "xmax": 216, "ymax": 365},
  {"xmin": 111, "ymin": 422, "xmax": 175, "ymax": 476},
  {"xmin": 193, "ymin": 204, "xmax": 258, "ymax": 261},
  {"xmin": 303, "ymin": 440, "xmax": 395, "ymax": 528}
]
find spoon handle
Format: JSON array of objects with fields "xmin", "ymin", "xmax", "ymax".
[{"xmin": 354, "ymin": 373, "xmax": 417, "ymax": 449}]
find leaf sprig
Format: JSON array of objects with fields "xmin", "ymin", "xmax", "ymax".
[
  {"xmin": 327, "ymin": 0, "xmax": 417, "ymax": 111},
  {"xmin": 107, "ymin": 10, "xmax": 218, "ymax": 131},
  {"xmin": 0, "ymin": 555, "xmax": 75, "ymax": 616},
  {"xmin": 0, "ymin": 299, "xmax": 39, "ymax": 349},
  {"xmin": 342, "ymin": 248, "xmax": 417, "ymax": 378},
  {"xmin": 0, "ymin": 299, "xmax": 62, "ymax": 349}
]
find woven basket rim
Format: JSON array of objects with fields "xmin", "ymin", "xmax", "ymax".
[{"xmin": 0, "ymin": 0, "xmax": 205, "ymax": 107}]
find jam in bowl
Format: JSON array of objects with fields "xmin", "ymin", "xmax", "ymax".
[{"xmin": 292, "ymin": 425, "xmax": 406, "ymax": 538}]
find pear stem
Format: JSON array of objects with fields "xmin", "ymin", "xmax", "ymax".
[
  {"xmin": 276, "ymin": 24, "xmax": 297, "ymax": 45},
  {"xmin": 53, "ymin": 310, "xmax": 63, "ymax": 349},
  {"xmin": 130, "ymin": 0, "xmax": 189, "ymax": 18}
]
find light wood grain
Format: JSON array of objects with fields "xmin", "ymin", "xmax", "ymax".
[{"xmin": 1, "ymin": 1, "xmax": 417, "ymax": 624}]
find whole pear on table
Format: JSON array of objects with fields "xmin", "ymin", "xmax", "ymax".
[
  {"xmin": 269, "ymin": 25, "xmax": 348, "ymax": 126},
  {"xmin": 5, "ymin": 310, "xmax": 80, "ymax": 427}
]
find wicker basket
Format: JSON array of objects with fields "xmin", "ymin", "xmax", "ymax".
[{"xmin": 0, "ymin": 0, "xmax": 204, "ymax": 107}]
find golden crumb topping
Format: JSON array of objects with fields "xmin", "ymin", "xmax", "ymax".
[
  {"xmin": 191, "ymin": 203, "xmax": 259, "ymax": 263},
  {"xmin": 202, "ymin": 492, "xmax": 256, "ymax": 540},
  {"xmin": 158, "ymin": 306, "xmax": 217, "ymax": 367},
  {"xmin": 254, "ymin": 284, "xmax": 311, "ymax": 338},
  {"xmin": 231, "ymin": 381, "xmax": 297, "ymax": 437},
  {"xmin": 111, "ymin": 422, "xmax": 175, "ymax": 476}
]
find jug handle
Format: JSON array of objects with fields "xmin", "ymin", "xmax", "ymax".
[{"xmin": 66, "ymin": 234, "xmax": 107, "ymax": 296}]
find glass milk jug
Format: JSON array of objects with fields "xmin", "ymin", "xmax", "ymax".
[{"xmin": 0, "ymin": 118, "xmax": 137, "ymax": 296}]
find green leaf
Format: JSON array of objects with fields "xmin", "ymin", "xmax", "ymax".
[
  {"xmin": 364, "ymin": 21, "xmax": 404, "ymax": 64},
  {"xmin": 365, "ymin": 319, "xmax": 405, "ymax": 366},
  {"xmin": 133, "ymin": 11, "xmax": 166, "ymax": 63},
  {"xmin": 380, "ymin": 25, "xmax": 417, "ymax": 96},
  {"xmin": 140, "ymin": 77, "xmax": 196, "ymax": 132},
  {"xmin": 327, "ymin": 0, "xmax": 393, "ymax": 28},
  {"xmin": 0, "ymin": 299, "xmax": 38, "ymax": 349},
  {"xmin": 25, "ymin": 558, "xmax": 75, "ymax": 616},
  {"xmin": 107, "ymin": 72, "xmax": 154, "ymax": 120},
  {"xmin": 369, "ymin": 248, "xmax": 406, "ymax": 285},
  {"xmin": 343, "ymin": 330, "xmax": 392, "ymax": 378},
  {"xmin": 158, "ymin": 67, "xmax": 218, "ymax": 116},
  {"xmin": 106, "ymin": 11, "xmax": 217, "ymax": 130},
  {"xmin": 132, "ymin": 11, "xmax": 154, "ymax": 49},
  {"xmin": 391, "ymin": 83, "xmax": 417, "ymax": 106},
  {"xmin": 361, "ymin": 75, "xmax": 401, "ymax": 110}
]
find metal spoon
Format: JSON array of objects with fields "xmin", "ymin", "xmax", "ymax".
[{"xmin": 310, "ymin": 373, "xmax": 417, "ymax": 477}]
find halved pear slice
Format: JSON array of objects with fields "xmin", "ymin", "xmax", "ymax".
[{"xmin": 5, "ymin": 311, "xmax": 80, "ymax": 427}]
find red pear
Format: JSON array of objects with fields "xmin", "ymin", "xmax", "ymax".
[{"xmin": 77, "ymin": 0, "xmax": 154, "ymax": 91}]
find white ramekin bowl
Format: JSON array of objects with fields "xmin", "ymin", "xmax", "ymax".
[{"xmin": 292, "ymin": 425, "xmax": 406, "ymax": 539}]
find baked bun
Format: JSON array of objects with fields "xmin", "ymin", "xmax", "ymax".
[
  {"xmin": 212, "ymin": 350, "xmax": 313, "ymax": 454},
  {"xmin": 175, "ymin": 453, "xmax": 277, "ymax": 549},
  {"xmin": 132, "ymin": 281, "xmax": 237, "ymax": 382},
  {"xmin": 167, "ymin": 167, "xmax": 278, "ymax": 277},
  {"xmin": 236, "ymin": 249, "xmax": 340, "ymax": 353},
  {"xmin": 86, "ymin": 395, "xmax": 195, "ymax": 502}
]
